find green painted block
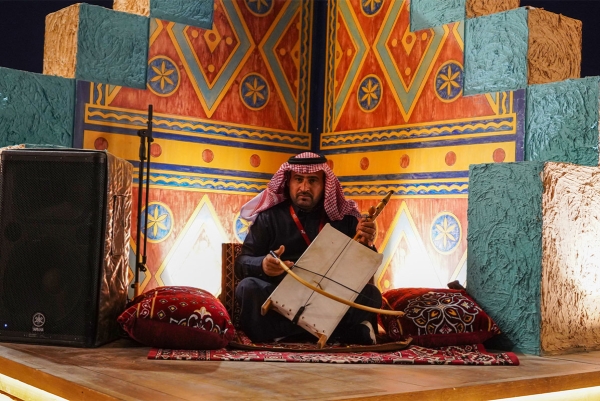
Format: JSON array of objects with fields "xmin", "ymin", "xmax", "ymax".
[
  {"xmin": 77, "ymin": 4, "xmax": 149, "ymax": 89},
  {"xmin": 410, "ymin": 0, "xmax": 465, "ymax": 31},
  {"xmin": 526, "ymin": 77, "xmax": 600, "ymax": 166},
  {"xmin": 468, "ymin": 161, "xmax": 600, "ymax": 355},
  {"xmin": 464, "ymin": 7, "xmax": 528, "ymax": 96},
  {"xmin": 467, "ymin": 162, "xmax": 543, "ymax": 355},
  {"xmin": 0, "ymin": 67, "xmax": 75, "ymax": 147},
  {"xmin": 151, "ymin": 0, "xmax": 213, "ymax": 29}
]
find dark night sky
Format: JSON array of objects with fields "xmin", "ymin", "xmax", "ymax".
[{"xmin": 0, "ymin": 0, "xmax": 598, "ymax": 77}]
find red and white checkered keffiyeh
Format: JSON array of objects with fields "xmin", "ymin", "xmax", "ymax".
[{"xmin": 240, "ymin": 152, "xmax": 361, "ymax": 222}]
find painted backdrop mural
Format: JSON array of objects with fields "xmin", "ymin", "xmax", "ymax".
[
  {"xmin": 72, "ymin": 0, "xmax": 523, "ymax": 297},
  {"xmin": 320, "ymin": 0, "xmax": 524, "ymax": 291},
  {"xmin": 76, "ymin": 0, "xmax": 314, "ymax": 296}
]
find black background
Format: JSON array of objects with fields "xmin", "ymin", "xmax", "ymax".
[{"xmin": 0, "ymin": 0, "xmax": 598, "ymax": 77}]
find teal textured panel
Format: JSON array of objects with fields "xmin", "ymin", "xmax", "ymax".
[
  {"xmin": 467, "ymin": 162, "xmax": 543, "ymax": 355},
  {"xmin": 464, "ymin": 7, "xmax": 528, "ymax": 96},
  {"xmin": 76, "ymin": 4, "xmax": 149, "ymax": 89},
  {"xmin": 0, "ymin": 67, "xmax": 75, "ymax": 147},
  {"xmin": 410, "ymin": 0, "xmax": 465, "ymax": 31},
  {"xmin": 526, "ymin": 77, "xmax": 600, "ymax": 166},
  {"xmin": 151, "ymin": 0, "xmax": 213, "ymax": 29}
]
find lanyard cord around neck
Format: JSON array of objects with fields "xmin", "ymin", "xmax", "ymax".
[{"xmin": 289, "ymin": 204, "xmax": 326, "ymax": 246}]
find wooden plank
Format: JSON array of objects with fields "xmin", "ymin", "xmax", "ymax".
[
  {"xmin": 1, "ymin": 340, "xmax": 600, "ymax": 400},
  {"xmin": 0, "ymin": 355, "xmax": 117, "ymax": 401}
]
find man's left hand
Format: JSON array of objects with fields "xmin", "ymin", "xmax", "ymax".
[{"xmin": 356, "ymin": 217, "xmax": 376, "ymax": 247}]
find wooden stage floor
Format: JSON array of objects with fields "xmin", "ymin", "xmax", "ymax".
[{"xmin": 1, "ymin": 338, "xmax": 600, "ymax": 400}]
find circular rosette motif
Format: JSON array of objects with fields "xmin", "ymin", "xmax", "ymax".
[
  {"xmin": 245, "ymin": 0, "xmax": 274, "ymax": 16},
  {"xmin": 361, "ymin": 0, "xmax": 384, "ymax": 16},
  {"xmin": 147, "ymin": 56, "xmax": 180, "ymax": 97},
  {"xmin": 140, "ymin": 202, "xmax": 173, "ymax": 243},
  {"xmin": 434, "ymin": 61, "xmax": 463, "ymax": 102},
  {"xmin": 405, "ymin": 291, "xmax": 481, "ymax": 335},
  {"xmin": 234, "ymin": 212, "xmax": 252, "ymax": 243},
  {"xmin": 430, "ymin": 212, "xmax": 461, "ymax": 254},
  {"xmin": 240, "ymin": 73, "xmax": 269, "ymax": 110},
  {"xmin": 357, "ymin": 75, "xmax": 382, "ymax": 112}
]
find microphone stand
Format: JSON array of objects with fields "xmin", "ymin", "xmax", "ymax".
[{"xmin": 133, "ymin": 105, "xmax": 153, "ymax": 299}]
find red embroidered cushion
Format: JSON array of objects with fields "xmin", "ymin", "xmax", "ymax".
[
  {"xmin": 118, "ymin": 286, "xmax": 235, "ymax": 349},
  {"xmin": 379, "ymin": 288, "xmax": 500, "ymax": 347}
]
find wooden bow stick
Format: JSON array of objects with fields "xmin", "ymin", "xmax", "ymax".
[
  {"xmin": 353, "ymin": 190, "xmax": 393, "ymax": 241},
  {"xmin": 269, "ymin": 251, "xmax": 404, "ymax": 316}
]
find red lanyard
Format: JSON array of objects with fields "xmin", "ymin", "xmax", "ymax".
[{"xmin": 289, "ymin": 205, "xmax": 326, "ymax": 246}]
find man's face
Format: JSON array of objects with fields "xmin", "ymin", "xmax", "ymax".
[{"xmin": 289, "ymin": 171, "xmax": 325, "ymax": 211}]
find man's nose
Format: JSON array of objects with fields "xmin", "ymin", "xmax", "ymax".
[{"xmin": 300, "ymin": 180, "xmax": 309, "ymax": 191}]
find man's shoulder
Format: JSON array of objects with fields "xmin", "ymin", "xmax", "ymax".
[{"xmin": 255, "ymin": 200, "xmax": 290, "ymax": 220}]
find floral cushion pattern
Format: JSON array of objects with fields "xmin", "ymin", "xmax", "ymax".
[
  {"xmin": 379, "ymin": 288, "xmax": 500, "ymax": 347},
  {"xmin": 118, "ymin": 286, "xmax": 235, "ymax": 349}
]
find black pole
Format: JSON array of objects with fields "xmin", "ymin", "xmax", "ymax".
[
  {"xmin": 133, "ymin": 104, "xmax": 153, "ymax": 298},
  {"xmin": 141, "ymin": 105, "xmax": 153, "ymax": 283}
]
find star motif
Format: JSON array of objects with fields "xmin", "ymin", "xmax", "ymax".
[
  {"xmin": 237, "ymin": 218, "xmax": 251, "ymax": 236},
  {"xmin": 147, "ymin": 206, "xmax": 168, "ymax": 238},
  {"xmin": 248, "ymin": 0, "xmax": 269, "ymax": 11},
  {"xmin": 151, "ymin": 61, "xmax": 175, "ymax": 90},
  {"xmin": 244, "ymin": 78, "xmax": 266, "ymax": 105},
  {"xmin": 439, "ymin": 65, "xmax": 460, "ymax": 97},
  {"xmin": 363, "ymin": 0, "xmax": 382, "ymax": 13},
  {"xmin": 434, "ymin": 217, "xmax": 457, "ymax": 249},
  {"xmin": 360, "ymin": 79, "xmax": 380, "ymax": 107}
]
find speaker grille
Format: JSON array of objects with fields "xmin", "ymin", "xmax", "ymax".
[{"xmin": 0, "ymin": 150, "xmax": 107, "ymax": 345}]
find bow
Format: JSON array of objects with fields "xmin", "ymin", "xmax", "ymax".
[{"xmin": 265, "ymin": 253, "xmax": 404, "ymax": 317}]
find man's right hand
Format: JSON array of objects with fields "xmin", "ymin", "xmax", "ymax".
[{"xmin": 262, "ymin": 245, "xmax": 293, "ymax": 276}]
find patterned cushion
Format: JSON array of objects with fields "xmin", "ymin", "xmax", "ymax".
[
  {"xmin": 118, "ymin": 286, "xmax": 235, "ymax": 349},
  {"xmin": 379, "ymin": 288, "xmax": 500, "ymax": 347}
]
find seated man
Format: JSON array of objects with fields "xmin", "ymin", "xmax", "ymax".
[{"xmin": 234, "ymin": 152, "xmax": 382, "ymax": 345}]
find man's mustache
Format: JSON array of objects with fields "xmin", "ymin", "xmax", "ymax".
[{"xmin": 297, "ymin": 191, "xmax": 312, "ymax": 198}]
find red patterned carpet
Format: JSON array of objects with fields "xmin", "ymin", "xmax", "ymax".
[{"xmin": 148, "ymin": 332, "xmax": 519, "ymax": 365}]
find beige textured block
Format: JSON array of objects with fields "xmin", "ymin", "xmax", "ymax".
[
  {"xmin": 541, "ymin": 163, "xmax": 600, "ymax": 355},
  {"xmin": 43, "ymin": 4, "xmax": 80, "ymax": 78},
  {"xmin": 468, "ymin": 161, "xmax": 600, "ymax": 355},
  {"xmin": 42, "ymin": 4, "xmax": 148, "ymax": 88},
  {"xmin": 528, "ymin": 8, "xmax": 581, "ymax": 85},
  {"xmin": 113, "ymin": 0, "xmax": 150, "ymax": 17},
  {"xmin": 466, "ymin": 0, "xmax": 520, "ymax": 19}
]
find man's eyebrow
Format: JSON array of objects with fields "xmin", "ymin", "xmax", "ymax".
[{"xmin": 294, "ymin": 173, "xmax": 321, "ymax": 178}]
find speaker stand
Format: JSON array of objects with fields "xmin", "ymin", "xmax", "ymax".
[{"xmin": 133, "ymin": 105, "xmax": 153, "ymax": 299}]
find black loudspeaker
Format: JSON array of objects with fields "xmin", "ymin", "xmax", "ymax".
[{"xmin": 0, "ymin": 149, "xmax": 132, "ymax": 347}]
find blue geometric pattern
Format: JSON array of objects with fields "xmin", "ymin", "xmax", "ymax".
[
  {"xmin": 140, "ymin": 202, "xmax": 173, "ymax": 243},
  {"xmin": 357, "ymin": 75, "xmax": 382, "ymax": 112},
  {"xmin": 240, "ymin": 73, "xmax": 269, "ymax": 110},
  {"xmin": 435, "ymin": 61, "xmax": 463, "ymax": 102},
  {"xmin": 234, "ymin": 213, "xmax": 252, "ymax": 243},
  {"xmin": 361, "ymin": 0, "xmax": 384, "ymax": 16},
  {"xmin": 245, "ymin": 0, "xmax": 274, "ymax": 15},
  {"xmin": 430, "ymin": 212, "xmax": 461, "ymax": 254},
  {"xmin": 147, "ymin": 56, "xmax": 180, "ymax": 97}
]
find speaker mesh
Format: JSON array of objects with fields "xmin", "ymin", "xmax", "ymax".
[{"xmin": 0, "ymin": 150, "xmax": 107, "ymax": 345}]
